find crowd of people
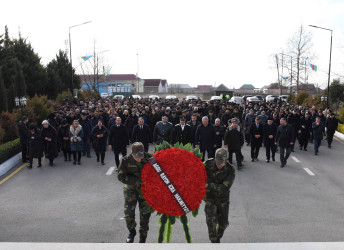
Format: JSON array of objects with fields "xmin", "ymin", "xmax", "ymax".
[
  {"xmin": 17, "ymin": 96, "xmax": 339, "ymax": 169},
  {"xmin": 16, "ymin": 95, "xmax": 340, "ymax": 243}
]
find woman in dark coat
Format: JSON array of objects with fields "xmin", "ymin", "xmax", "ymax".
[
  {"xmin": 91, "ymin": 120, "xmax": 109, "ymax": 165},
  {"xmin": 148, "ymin": 109, "xmax": 159, "ymax": 141},
  {"xmin": 41, "ymin": 120, "xmax": 58, "ymax": 166},
  {"xmin": 27, "ymin": 123, "xmax": 44, "ymax": 169},
  {"xmin": 58, "ymin": 119, "xmax": 71, "ymax": 161},
  {"xmin": 69, "ymin": 120, "xmax": 84, "ymax": 165}
]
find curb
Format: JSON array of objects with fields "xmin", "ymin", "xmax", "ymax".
[
  {"xmin": 0, "ymin": 152, "xmax": 22, "ymax": 177},
  {"xmin": 334, "ymin": 131, "xmax": 344, "ymax": 141}
]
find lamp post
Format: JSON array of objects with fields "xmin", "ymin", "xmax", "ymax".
[
  {"xmin": 15, "ymin": 96, "xmax": 27, "ymax": 116},
  {"xmin": 69, "ymin": 21, "xmax": 91, "ymax": 96},
  {"xmin": 309, "ymin": 25, "xmax": 333, "ymax": 109}
]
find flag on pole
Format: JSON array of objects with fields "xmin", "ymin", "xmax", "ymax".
[
  {"xmin": 81, "ymin": 55, "xmax": 93, "ymax": 61},
  {"xmin": 105, "ymin": 71, "xmax": 110, "ymax": 76},
  {"xmin": 308, "ymin": 62, "xmax": 317, "ymax": 71},
  {"xmin": 280, "ymin": 75, "xmax": 289, "ymax": 80}
]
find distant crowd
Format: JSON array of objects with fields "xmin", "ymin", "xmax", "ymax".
[{"xmin": 17, "ymin": 96, "xmax": 339, "ymax": 169}]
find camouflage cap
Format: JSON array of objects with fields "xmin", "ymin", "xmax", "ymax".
[
  {"xmin": 231, "ymin": 118, "xmax": 239, "ymax": 123},
  {"xmin": 132, "ymin": 142, "xmax": 144, "ymax": 158},
  {"xmin": 215, "ymin": 148, "xmax": 228, "ymax": 162}
]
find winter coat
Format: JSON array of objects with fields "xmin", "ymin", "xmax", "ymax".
[
  {"xmin": 300, "ymin": 117, "xmax": 312, "ymax": 139},
  {"xmin": 153, "ymin": 121, "xmax": 173, "ymax": 144},
  {"xmin": 69, "ymin": 125, "xmax": 84, "ymax": 151},
  {"xmin": 275, "ymin": 124, "xmax": 295, "ymax": 148},
  {"xmin": 131, "ymin": 124, "xmax": 151, "ymax": 147},
  {"xmin": 224, "ymin": 125, "xmax": 244, "ymax": 151},
  {"xmin": 28, "ymin": 129, "xmax": 44, "ymax": 158},
  {"xmin": 312, "ymin": 122, "xmax": 325, "ymax": 140},
  {"xmin": 18, "ymin": 121, "xmax": 29, "ymax": 145},
  {"xmin": 326, "ymin": 117, "xmax": 338, "ymax": 133},
  {"xmin": 58, "ymin": 125, "xmax": 71, "ymax": 150},
  {"xmin": 249, "ymin": 123, "xmax": 264, "ymax": 147},
  {"xmin": 91, "ymin": 125, "xmax": 109, "ymax": 153},
  {"xmin": 79, "ymin": 118, "xmax": 92, "ymax": 138},
  {"xmin": 41, "ymin": 125, "xmax": 58, "ymax": 158},
  {"xmin": 263, "ymin": 123, "xmax": 277, "ymax": 145},
  {"xmin": 172, "ymin": 123, "xmax": 192, "ymax": 145},
  {"xmin": 195, "ymin": 124, "xmax": 216, "ymax": 147},
  {"xmin": 186, "ymin": 120, "xmax": 200, "ymax": 145},
  {"xmin": 214, "ymin": 125, "xmax": 225, "ymax": 147},
  {"xmin": 108, "ymin": 124, "xmax": 129, "ymax": 152}
]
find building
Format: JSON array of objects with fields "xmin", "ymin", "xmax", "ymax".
[
  {"xmin": 79, "ymin": 74, "xmax": 143, "ymax": 95},
  {"xmin": 168, "ymin": 83, "xmax": 193, "ymax": 94},
  {"xmin": 194, "ymin": 85, "xmax": 213, "ymax": 93},
  {"xmin": 143, "ymin": 79, "xmax": 168, "ymax": 93},
  {"xmin": 214, "ymin": 84, "xmax": 233, "ymax": 97},
  {"xmin": 265, "ymin": 83, "xmax": 289, "ymax": 95}
]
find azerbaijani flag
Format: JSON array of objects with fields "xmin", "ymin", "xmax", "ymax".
[
  {"xmin": 105, "ymin": 71, "xmax": 110, "ymax": 76},
  {"xmin": 280, "ymin": 75, "xmax": 289, "ymax": 80},
  {"xmin": 308, "ymin": 62, "xmax": 317, "ymax": 71},
  {"xmin": 81, "ymin": 55, "xmax": 93, "ymax": 61}
]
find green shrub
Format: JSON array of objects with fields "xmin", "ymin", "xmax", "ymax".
[
  {"xmin": 295, "ymin": 91, "xmax": 310, "ymax": 106},
  {"xmin": 338, "ymin": 123, "xmax": 344, "ymax": 134},
  {"xmin": 24, "ymin": 95, "xmax": 54, "ymax": 127},
  {"xmin": 56, "ymin": 89, "xmax": 72, "ymax": 105},
  {"xmin": 0, "ymin": 111, "xmax": 19, "ymax": 143},
  {"xmin": 338, "ymin": 106, "xmax": 344, "ymax": 124},
  {"xmin": 0, "ymin": 138, "xmax": 21, "ymax": 164}
]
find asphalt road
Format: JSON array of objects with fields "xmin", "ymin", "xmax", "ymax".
[{"xmin": 1, "ymin": 137, "xmax": 344, "ymax": 243}]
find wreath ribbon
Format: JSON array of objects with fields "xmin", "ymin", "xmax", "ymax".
[{"xmin": 148, "ymin": 157, "xmax": 191, "ymax": 214}]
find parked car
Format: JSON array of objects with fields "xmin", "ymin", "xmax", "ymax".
[
  {"xmin": 279, "ymin": 95, "xmax": 288, "ymax": 102},
  {"xmin": 166, "ymin": 95, "xmax": 177, "ymax": 100},
  {"xmin": 210, "ymin": 96, "xmax": 222, "ymax": 101},
  {"xmin": 255, "ymin": 95, "xmax": 264, "ymax": 101},
  {"xmin": 186, "ymin": 95, "xmax": 198, "ymax": 101},
  {"xmin": 149, "ymin": 95, "xmax": 160, "ymax": 100},
  {"xmin": 229, "ymin": 96, "xmax": 243, "ymax": 104},
  {"xmin": 113, "ymin": 95, "xmax": 124, "ymax": 99},
  {"xmin": 242, "ymin": 95, "xmax": 252, "ymax": 103},
  {"xmin": 265, "ymin": 95, "xmax": 280, "ymax": 102},
  {"xmin": 246, "ymin": 96, "xmax": 260, "ymax": 104},
  {"xmin": 131, "ymin": 95, "xmax": 142, "ymax": 100},
  {"xmin": 101, "ymin": 93, "xmax": 109, "ymax": 98}
]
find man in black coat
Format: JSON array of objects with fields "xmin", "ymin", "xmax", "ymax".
[
  {"xmin": 214, "ymin": 118, "xmax": 225, "ymax": 150},
  {"xmin": 299, "ymin": 112, "xmax": 312, "ymax": 151},
  {"xmin": 18, "ymin": 116, "xmax": 29, "ymax": 163},
  {"xmin": 275, "ymin": 118, "xmax": 295, "ymax": 168},
  {"xmin": 195, "ymin": 116, "xmax": 216, "ymax": 161},
  {"xmin": 27, "ymin": 123, "xmax": 44, "ymax": 169},
  {"xmin": 263, "ymin": 117, "xmax": 277, "ymax": 163},
  {"xmin": 287, "ymin": 109, "xmax": 301, "ymax": 152},
  {"xmin": 125, "ymin": 110, "xmax": 139, "ymax": 142},
  {"xmin": 249, "ymin": 117, "xmax": 264, "ymax": 162},
  {"xmin": 91, "ymin": 120, "xmax": 109, "ymax": 165},
  {"xmin": 312, "ymin": 117, "xmax": 326, "ymax": 155},
  {"xmin": 325, "ymin": 113, "xmax": 338, "ymax": 148},
  {"xmin": 224, "ymin": 118, "xmax": 244, "ymax": 170},
  {"xmin": 108, "ymin": 117, "xmax": 130, "ymax": 168},
  {"xmin": 132, "ymin": 117, "xmax": 151, "ymax": 152},
  {"xmin": 171, "ymin": 116, "xmax": 192, "ymax": 145},
  {"xmin": 153, "ymin": 116, "xmax": 173, "ymax": 145},
  {"xmin": 187, "ymin": 115, "xmax": 200, "ymax": 146},
  {"xmin": 169, "ymin": 111, "xmax": 180, "ymax": 126},
  {"xmin": 41, "ymin": 120, "xmax": 58, "ymax": 166}
]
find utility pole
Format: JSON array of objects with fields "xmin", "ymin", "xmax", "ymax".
[
  {"xmin": 136, "ymin": 52, "xmax": 139, "ymax": 94},
  {"xmin": 275, "ymin": 54, "xmax": 282, "ymax": 95}
]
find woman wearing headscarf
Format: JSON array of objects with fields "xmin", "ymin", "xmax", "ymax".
[
  {"xmin": 41, "ymin": 120, "xmax": 58, "ymax": 166},
  {"xmin": 27, "ymin": 123, "xmax": 44, "ymax": 169},
  {"xmin": 69, "ymin": 120, "xmax": 84, "ymax": 165}
]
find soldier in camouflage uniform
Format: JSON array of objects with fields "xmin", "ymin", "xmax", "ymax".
[
  {"xmin": 117, "ymin": 142, "xmax": 152, "ymax": 243},
  {"xmin": 204, "ymin": 148, "xmax": 236, "ymax": 243}
]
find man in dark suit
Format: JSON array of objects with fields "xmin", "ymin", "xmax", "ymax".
[
  {"xmin": 131, "ymin": 117, "xmax": 151, "ymax": 152},
  {"xmin": 195, "ymin": 116, "xmax": 216, "ymax": 161},
  {"xmin": 108, "ymin": 117, "xmax": 130, "ymax": 168},
  {"xmin": 275, "ymin": 118, "xmax": 295, "ymax": 168},
  {"xmin": 249, "ymin": 117, "xmax": 264, "ymax": 162},
  {"xmin": 263, "ymin": 117, "xmax": 277, "ymax": 163},
  {"xmin": 186, "ymin": 115, "xmax": 200, "ymax": 146},
  {"xmin": 172, "ymin": 116, "xmax": 192, "ymax": 145}
]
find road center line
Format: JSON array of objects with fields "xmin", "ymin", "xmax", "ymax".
[
  {"xmin": 291, "ymin": 156, "xmax": 301, "ymax": 163},
  {"xmin": 303, "ymin": 168, "xmax": 315, "ymax": 176},
  {"xmin": 106, "ymin": 167, "xmax": 116, "ymax": 176}
]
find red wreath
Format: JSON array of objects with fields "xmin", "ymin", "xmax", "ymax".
[{"xmin": 141, "ymin": 148, "xmax": 207, "ymax": 216}]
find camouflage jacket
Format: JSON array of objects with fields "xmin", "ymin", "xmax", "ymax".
[
  {"xmin": 117, "ymin": 153, "xmax": 150, "ymax": 189},
  {"xmin": 204, "ymin": 158, "xmax": 235, "ymax": 200}
]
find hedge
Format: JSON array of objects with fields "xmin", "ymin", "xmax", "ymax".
[
  {"xmin": 338, "ymin": 123, "xmax": 344, "ymax": 134},
  {"xmin": 0, "ymin": 138, "xmax": 21, "ymax": 164}
]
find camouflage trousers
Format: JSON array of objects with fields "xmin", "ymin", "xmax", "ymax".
[
  {"xmin": 204, "ymin": 199, "xmax": 230, "ymax": 242},
  {"xmin": 123, "ymin": 186, "xmax": 151, "ymax": 238}
]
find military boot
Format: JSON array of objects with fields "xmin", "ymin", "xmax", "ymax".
[
  {"xmin": 139, "ymin": 235, "xmax": 147, "ymax": 243},
  {"xmin": 126, "ymin": 229, "xmax": 136, "ymax": 243}
]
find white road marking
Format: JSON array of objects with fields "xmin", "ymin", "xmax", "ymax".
[
  {"xmin": 106, "ymin": 167, "xmax": 116, "ymax": 176},
  {"xmin": 119, "ymin": 217, "xmax": 125, "ymax": 220},
  {"xmin": 291, "ymin": 156, "xmax": 301, "ymax": 163},
  {"xmin": 303, "ymin": 168, "xmax": 315, "ymax": 176}
]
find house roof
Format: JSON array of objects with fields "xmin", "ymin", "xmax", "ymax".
[
  {"xmin": 169, "ymin": 83, "xmax": 192, "ymax": 89},
  {"xmin": 215, "ymin": 84, "xmax": 230, "ymax": 92},
  {"xmin": 196, "ymin": 85, "xmax": 213, "ymax": 91},
  {"xmin": 143, "ymin": 79, "xmax": 161, "ymax": 87},
  {"xmin": 79, "ymin": 74, "xmax": 138, "ymax": 82},
  {"xmin": 240, "ymin": 84, "xmax": 255, "ymax": 89},
  {"xmin": 267, "ymin": 83, "xmax": 288, "ymax": 89},
  {"xmin": 161, "ymin": 80, "xmax": 167, "ymax": 87}
]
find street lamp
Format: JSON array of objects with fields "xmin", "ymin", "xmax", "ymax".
[
  {"xmin": 309, "ymin": 25, "xmax": 333, "ymax": 109},
  {"xmin": 69, "ymin": 21, "xmax": 91, "ymax": 96},
  {"xmin": 14, "ymin": 96, "xmax": 27, "ymax": 116}
]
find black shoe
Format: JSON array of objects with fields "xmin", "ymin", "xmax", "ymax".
[
  {"xmin": 37, "ymin": 165, "xmax": 42, "ymax": 168},
  {"xmin": 315, "ymin": 152, "xmax": 318, "ymax": 155},
  {"xmin": 272, "ymin": 157, "xmax": 275, "ymax": 162},
  {"xmin": 82, "ymin": 153, "xmax": 86, "ymax": 156},
  {"xmin": 69, "ymin": 158, "xmax": 72, "ymax": 161},
  {"xmin": 280, "ymin": 164, "xmax": 285, "ymax": 168},
  {"xmin": 49, "ymin": 162, "xmax": 53, "ymax": 167},
  {"xmin": 238, "ymin": 166, "xmax": 243, "ymax": 171},
  {"xmin": 139, "ymin": 236, "xmax": 146, "ymax": 243},
  {"xmin": 239, "ymin": 164, "xmax": 244, "ymax": 167},
  {"xmin": 291, "ymin": 149, "xmax": 295, "ymax": 152},
  {"xmin": 266, "ymin": 159, "xmax": 270, "ymax": 163},
  {"xmin": 304, "ymin": 148, "xmax": 307, "ymax": 151},
  {"xmin": 328, "ymin": 145, "xmax": 331, "ymax": 148},
  {"xmin": 101, "ymin": 162, "xmax": 105, "ymax": 165},
  {"xmin": 64, "ymin": 158, "xmax": 67, "ymax": 162},
  {"xmin": 87, "ymin": 155, "xmax": 91, "ymax": 158},
  {"xmin": 251, "ymin": 158, "xmax": 255, "ymax": 162},
  {"xmin": 27, "ymin": 165, "xmax": 32, "ymax": 169},
  {"xmin": 97, "ymin": 159, "xmax": 100, "ymax": 162},
  {"xmin": 73, "ymin": 161, "xmax": 76, "ymax": 165},
  {"xmin": 77, "ymin": 162, "xmax": 81, "ymax": 165},
  {"xmin": 255, "ymin": 158, "xmax": 258, "ymax": 161},
  {"xmin": 126, "ymin": 229, "xmax": 136, "ymax": 243},
  {"xmin": 300, "ymin": 147, "xmax": 302, "ymax": 150}
]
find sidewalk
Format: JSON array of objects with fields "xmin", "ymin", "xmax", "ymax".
[{"xmin": 334, "ymin": 131, "xmax": 344, "ymax": 141}]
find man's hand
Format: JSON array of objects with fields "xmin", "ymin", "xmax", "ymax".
[
  {"xmin": 298, "ymin": 130, "xmax": 301, "ymax": 134},
  {"xmin": 214, "ymin": 144, "xmax": 217, "ymax": 148},
  {"xmin": 126, "ymin": 145, "xmax": 129, "ymax": 148},
  {"xmin": 255, "ymin": 135, "xmax": 260, "ymax": 139},
  {"xmin": 269, "ymin": 135, "xmax": 273, "ymax": 139},
  {"xmin": 216, "ymin": 132, "xmax": 220, "ymax": 135},
  {"xmin": 275, "ymin": 142, "xmax": 278, "ymax": 145}
]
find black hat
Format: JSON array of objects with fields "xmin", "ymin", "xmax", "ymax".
[
  {"xmin": 267, "ymin": 117, "xmax": 273, "ymax": 120},
  {"xmin": 180, "ymin": 116, "xmax": 186, "ymax": 121},
  {"xmin": 172, "ymin": 110, "xmax": 176, "ymax": 114},
  {"xmin": 61, "ymin": 119, "xmax": 67, "ymax": 125},
  {"xmin": 29, "ymin": 123, "xmax": 36, "ymax": 130}
]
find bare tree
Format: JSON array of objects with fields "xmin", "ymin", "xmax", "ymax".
[{"xmin": 287, "ymin": 25, "xmax": 315, "ymax": 94}]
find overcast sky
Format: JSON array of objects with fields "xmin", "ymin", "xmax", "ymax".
[{"xmin": 2, "ymin": 0, "xmax": 344, "ymax": 89}]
